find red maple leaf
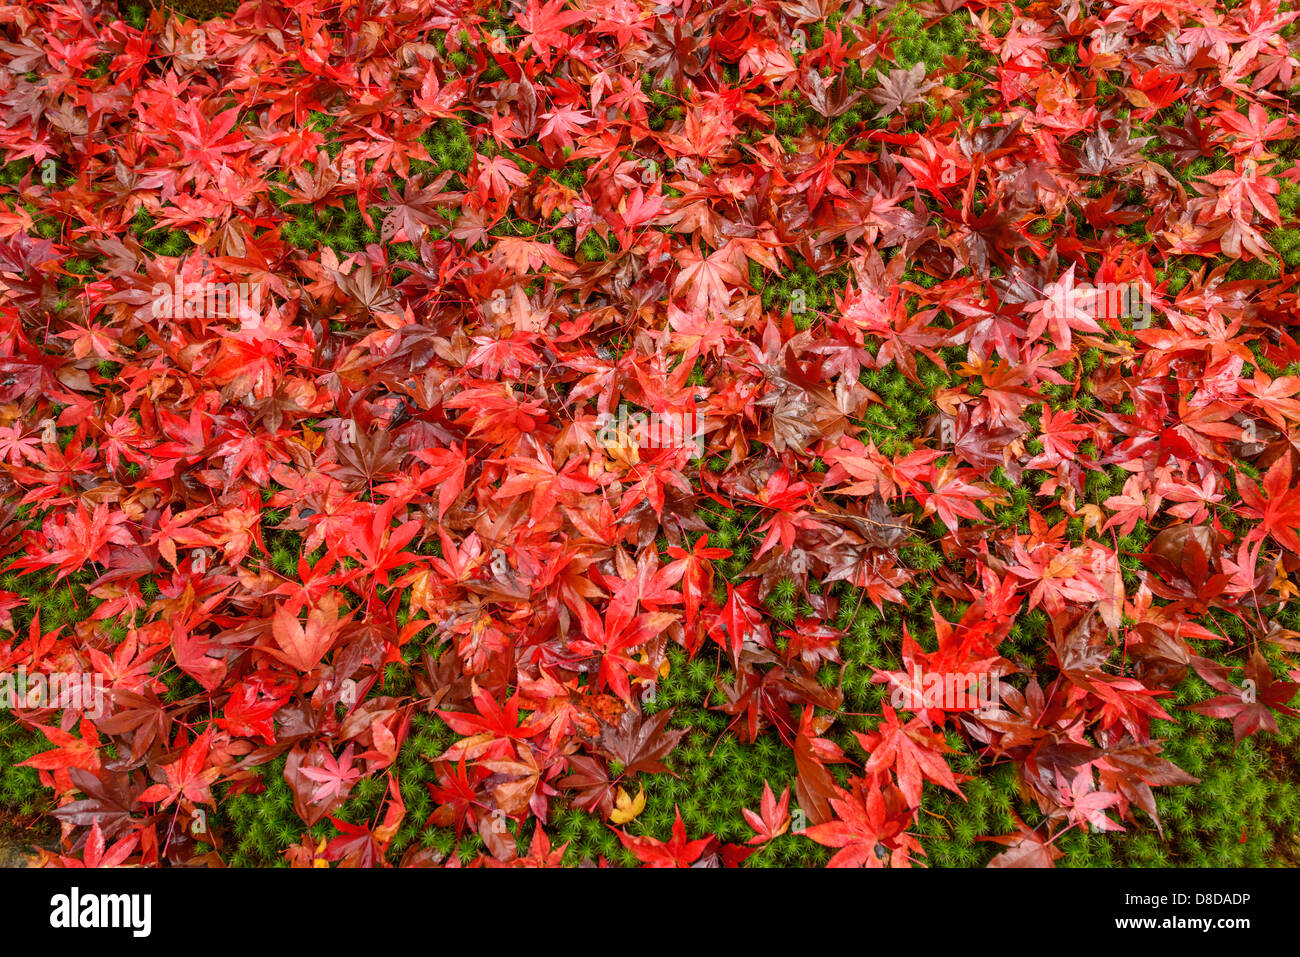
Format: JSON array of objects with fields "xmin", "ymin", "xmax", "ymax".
[
  {"xmin": 856, "ymin": 706, "xmax": 965, "ymax": 808},
  {"xmin": 615, "ymin": 806, "xmax": 716, "ymax": 867}
]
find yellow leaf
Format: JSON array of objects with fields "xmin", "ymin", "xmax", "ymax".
[
  {"xmin": 602, "ymin": 434, "xmax": 640, "ymax": 470},
  {"xmin": 609, "ymin": 785, "xmax": 646, "ymax": 825},
  {"xmin": 1272, "ymin": 563, "xmax": 1298, "ymax": 603},
  {"xmin": 1076, "ymin": 503, "xmax": 1106, "ymax": 535},
  {"xmin": 977, "ymin": 485, "xmax": 1011, "ymax": 512}
]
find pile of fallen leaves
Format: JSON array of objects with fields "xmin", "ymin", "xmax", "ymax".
[{"xmin": 1, "ymin": 0, "xmax": 1299, "ymax": 868}]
